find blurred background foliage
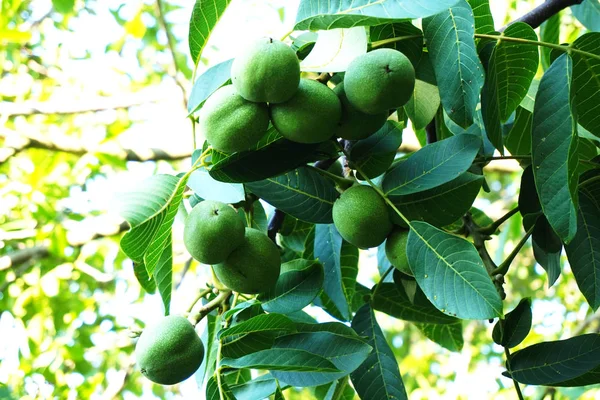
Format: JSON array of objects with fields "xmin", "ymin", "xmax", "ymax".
[{"xmin": 0, "ymin": 0, "xmax": 598, "ymax": 399}]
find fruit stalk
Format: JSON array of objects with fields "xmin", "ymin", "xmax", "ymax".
[{"xmin": 187, "ymin": 289, "xmax": 232, "ymax": 326}]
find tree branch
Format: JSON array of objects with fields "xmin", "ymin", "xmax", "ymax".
[
  {"xmin": 502, "ymin": 0, "xmax": 584, "ymax": 30},
  {"xmin": 267, "ymin": 209, "xmax": 286, "ymax": 243},
  {"xmin": 425, "ymin": 118, "xmax": 437, "ymax": 144},
  {"xmin": 1, "ymin": 129, "xmax": 192, "ymax": 163}
]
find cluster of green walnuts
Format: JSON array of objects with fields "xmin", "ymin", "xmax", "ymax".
[{"xmin": 133, "ymin": 37, "xmax": 419, "ymax": 387}]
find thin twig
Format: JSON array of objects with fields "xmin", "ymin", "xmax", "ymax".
[
  {"xmin": 478, "ymin": 207, "xmax": 520, "ymax": 236},
  {"xmin": 492, "ymin": 224, "xmax": 535, "ymax": 276},
  {"xmin": 188, "ymin": 290, "xmax": 232, "ymax": 326}
]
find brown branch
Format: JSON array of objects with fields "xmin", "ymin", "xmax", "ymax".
[
  {"xmin": 1, "ymin": 129, "xmax": 192, "ymax": 163},
  {"xmin": 502, "ymin": 0, "xmax": 584, "ymax": 30}
]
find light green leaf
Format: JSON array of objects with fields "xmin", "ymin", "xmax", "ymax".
[
  {"xmin": 133, "ymin": 261, "xmax": 156, "ymax": 294},
  {"xmin": 314, "ymin": 224, "xmax": 347, "ymax": 320},
  {"xmin": 272, "ymin": 332, "xmax": 372, "ymax": 387},
  {"xmin": 294, "ymin": 0, "xmax": 460, "ymax": 31},
  {"xmin": 565, "ymin": 180, "xmax": 600, "ymax": 311},
  {"xmin": 423, "ymin": 0, "xmax": 485, "ymax": 128},
  {"xmin": 189, "ymin": 0, "xmax": 232, "ymax": 67},
  {"xmin": 481, "ymin": 22, "xmax": 539, "ymax": 153},
  {"xmin": 246, "ymin": 167, "xmax": 338, "ymax": 224},
  {"xmin": 218, "ymin": 314, "xmax": 297, "ymax": 340},
  {"xmin": 188, "ymin": 59, "xmax": 233, "ymax": 115},
  {"xmin": 118, "ymin": 173, "xmax": 190, "ymax": 276},
  {"xmin": 540, "ymin": 14, "xmax": 560, "ymax": 70},
  {"xmin": 259, "ymin": 259, "xmax": 324, "ymax": 315},
  {"xmin": 350, "ymin": 304, "xmax": 408, "ymax": 400},
  {"xmin": 154, "ymin": 236, "xmax": 173, "ymax": 315},
  {"xmin": 571, "ymin": 0, "xmax": 600, "ymax": 32},
  {"xmin": 382, "ymin": 134, "xmax": 481, "ymax": 196},
  {"xmin": 532, "ymin": 54, "xmax": 579, "ymax": 244},
  {"xmin": 220, "ymin": 349, "xmax": 340, "ymax": 373},
  {"xmin": 405, "ymin": 54, "xmax": 440, "ymax": 130},
  {"xmin": 571, "ymin": 33, "xmax": 600, "ymax": 139},
  {"xmin": 467, "ymin": 0, "xmax": 495, "ymax": 35},
  {"xmin": 188, "ymin": 167, "xmax": 245, "ymax": 204},
  {"xmin": 206, "ymin": 375, "xmax": 236, "ymax": 400},
  {"xmin": 407, "ymin": 221, "xmax": 503, "ymax": 319}
]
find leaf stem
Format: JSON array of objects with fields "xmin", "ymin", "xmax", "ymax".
[
  {"xmin": 280, "ymin": 28, "xmax": 294, "ymax": 41},
  {"xmin": 307, "ymin": 165, "xmax": 355, "ymax": 189},
  {"xmin": 492, "ymin": 224, "xmax": 535, "ymax": 276},
  {"xmin": 478, "ymin": 207, "xmax": 520, "ymax": 236},
  {"xmin": 372, "ymin": 265, "xmax": 395, "ymax": 300},
  {"xmin": 215, "ymin": 291, "xmax": 239, "ymax": 400},
  {"xmin": 505, "ymin": 347, "xmax": 525, "ymax": 400},
  {"xmin": 371, "ymin": 35, "xmax": 424, "ymax": 48},
  {"xmin": 186, "ymin": 287, "xmax": 213, "ymax": 314},
  {"xmin": 188, "ymin": 289, "xmax": 232, "ymax": 326}
]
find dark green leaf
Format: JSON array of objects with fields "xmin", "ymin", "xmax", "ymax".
[
  {"xmin": 540, "ymin": 14, "xmax": 560, "ymax": 70},
  {"xmin": 189, "ymin": 0, "xmax": 232, "ymax": 67},
  {"xmin": 314, "ymin": 224, "xmax": 348, "ymax": 320},
  {"xmin": 383, "ymin": 134, "xmax": 481, "ymax": 196},
  {"xmin": 492, "ymin": 298, "xmax": 532, "ymax": 348},
  {"xmin": 423, "ymin": 0, "xmax": 485, "ymax": 128},
  {"xmin": 565, "ymin": 181, "xmax": 600, "ymax": 311},
  {"xmin": 133, "ymin": 261, "xmax": 156, "ymax": 294},
  {"xmin": 218, "ymin": 314, "xmax": 296, "ymax": 340},
  {"xmin": 230, "ymin": 377, "xmax": 280, "ymax": 400},
  {"xmin": 505, "ymin": 106, "xmax": 532, "ymax": 158},
  {"xmin": 350, "ymin": 304, "xmax": 408, "ymax": 400},
  {"xmin": 369, "ymin": 22, "xmax": 423, "ymax": 67},
  {"xmin": 188, "ymin": 59, "xmax": 233, "ymax": 114},
  {"xmin": 571, "ymin": 33, "xmax": 600, "ymax": 138},
  {"xmin": 414, "ymin": 321, "xmax": 464, "ymax": 352},
  {"xmin": 221, "ymin": 332, "xmax": 274, "ymax": 359},
  {"xmin": 532, "ymin": 217, "xmax": 562, "ymax": 287},
  {"xmin": 220, "ymin": 348, "xmax": 340, "ymax": 372},
  {"xmin": 481, "ymin": 23, "xmax": 539, "ymax": 153},
  {"xmin": 518, "ymin": 166, "xmax": 542, "ymax": 231},
  {"xmin": 294, "ymin": 0, "xmax": 461, "ymax": 30},
  {"xmin": 272, "ymin": 332, "xmax": 372, "ymax": 387},
  {"xmin": 154, "ymin": 236, "xmax": 173, "ymax": 315},
  {"xmin": 209, "ymin": 129, "xmax": 321, "ymax": 183},
  {"xmin": 246, "ymin": 167, "xmax": 338, "ymax": 224},
  {"xmin": 467, "ymin": 0, "xmax": 495, "ymax": 35},
  {"xmin": 405, "ymin": 54, "xmax": 440, "ymax": 130},
  {"xmin": 259, "ymin": 259, "xmax": 324, "ymax": 315},
  {"xmin": 372, "ymin": 282, "xmax": 459, "ymax": 324},
  {"xmin": 388, "ymin": 172, "xmax": 484, "ymax": 228},
  {"xmin": 532, "ymin": 54, "xmax": 579, "ymax": 244},
  {"xmin": 407, "ymin": 221, "xmax": 503, "ymax": 319},
  {"xmin": 349, "ymin": 121, "xmax": 403, "ymax": 180},
  {"xmin": 206, "ymin": 375, "xmax": 236, "ymax": 400},
  {"xmin": 508, "ymin": 334, "xmax": 600, "ymax": 385}
]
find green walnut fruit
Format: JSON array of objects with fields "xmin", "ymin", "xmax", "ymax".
[
  {"xmin": 232, "ymin": 37, "xmax": 300, "ymax": 104},
  {"xmin": 270, "ymin": 79, "xmax": 342, "ymax": 144},
  {"xmin": 183, "ymin": 200, "xmax": 245, "ymax": 265},
  {"xmin": 199, "ymin": 85, "xmax": 269, "ymax": 153},
  {"xmin": 334, "ymin": 83, "xmax": 388, "ymax": 140},
  {"xmin": 344, "ymin": 49, "xmax": 415, "ymax": 115},
  {"xmin": 332, "ymin": 185, "xmax": 393, "ymax": 249},
  {"xmin": 385, "ymin": 228, "xmax": 413, "ymax": 276},
  {"xmin": 135, "ymin": 315, "xmax": 204, "ymax": 385},
  {"xmin": 213, "ymin": 228, "xmax": 281, "ymax": 294}
]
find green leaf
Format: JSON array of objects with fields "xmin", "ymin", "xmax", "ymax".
[
  {"xmin": 294, "ymin": 0, "xmax": 461, "ymax": 31},
  {"xmin": 52, "ymin": 0, "xmax": 75, "ymax": 14},
  {"xmin": 209, "ymin": 128, "xmax": 320, "ymax": 183},
  {"xmin": 571, "ymin": 33, "xmax": 600, "ymax": 139},
  {"xmin": 518, "ymin": 166, "xmax": 542, "ymax": 231},
  {"xmin": 467, "ymin": 0, "xmax": 495, "ymax": 35},
  {"xmin": 389, "ymin": 172, "xmax": 484, "ymax": 228},
  {"xmin": 221, "ymin": 332, "xmax": 275, "ymax": 359},
  {"xmin": 188, "ymin": 59, "xmax": 233, "ymax": 114},
  {"xmin": 382, "ymin": 134, "xmax": 481, "ymax": 196},
  {"xmin": 565, "ymin": 181, "xmax": 600, "ymax": 311},
  {"xmin": 314, "ymin": 226, "xmax": 359, "ymax": 321},
  {"xmin": 405, "ymin": 54, "xmax": 440, "ymax": 130},
  {"xmin": 220, "ymin": 349, "xmax": 340, "ymax": 372},
  {"xmin": 348, "ymin": 121, "xmax": 403, "ymax": 179},
  {"xmin": 532, "ymin": 54, "xmax": 579, "ymax": 244},
  {"xmin": 272, "ymin": 332, "xmax": 372, "ymax": 387},
  {"xmin": 189, "ymin": 0, "xmax": 232, "ymax": 67},
  {"xmin": 133, "ymin": 261, "xmax": 156, "ymax": 294},
  {"xmin": 492, "ymin": 298, "xmax": 532, "ymax": 348},
  {"xmin": 154, "ymin": 236, "xmax": 173, "ymax": 315},
  {"xmin": 414, "ymin": 321, "xmax": 464, "ymax": 352},
  {"xmin": 279, "ymin": 217, "xmax": 315, "ymax": 258},
  {"xmin": 206, "ymin": 375, "xmax": 236, "ymax": 400},
  {"xmin": 505, "ymin": 106, "xmax": 532, "ymax": 158},
  {"xmin": 532, "ymin": 217, "xmax": 562, "ymax": 287},
  {"xmin": 508, "ymin": 334, "xmax": 600, "ymax": 385},
  {"xmin": 218, "ymin": 314, "xmax": 297, "ymax": 340},
  {"xmin": 481, "ymin": 23, "xmax": 539, "ymax": 153},
  {"xmin": 369, "ymin": 22, "xmax": 424, "ymax": 67},
  {"xmin": 571, "ymin": 0, "xmax": 600, "ymax": 32},
  {"xmin": 259, "ymin": 259, "xmax": 324, "ymax": 315},
  {"xmin": 372, "ymin": 282, "xmax": 459, "ymax": 324},
  {"xmin": 296, "ymin": 322, "xmax": 359, "ymax": 337},
  {"xmin": 423, "ymin": 0, "xmax": 485, "ymax": 128},
  {"xmin": 540, "ymin": 14, "xmax": 560, "ymax": 70},
  {"xmin": 246, "ymin": 167, "xmax": 338, "ymax": 224},
  {"xmin": 118, "ymin": 173, "xmax": 190, "ymax": 276},
  {"xmin": 350, "ymin": 304, "xmax": 408, "ymax": 400},
  {"xmin": 407, "ymin": 221, "xmax": 503, "ymax": 319},
  {"xmin": 230, "ymin": 377, "xmax": 280, "ymax": 400}
]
